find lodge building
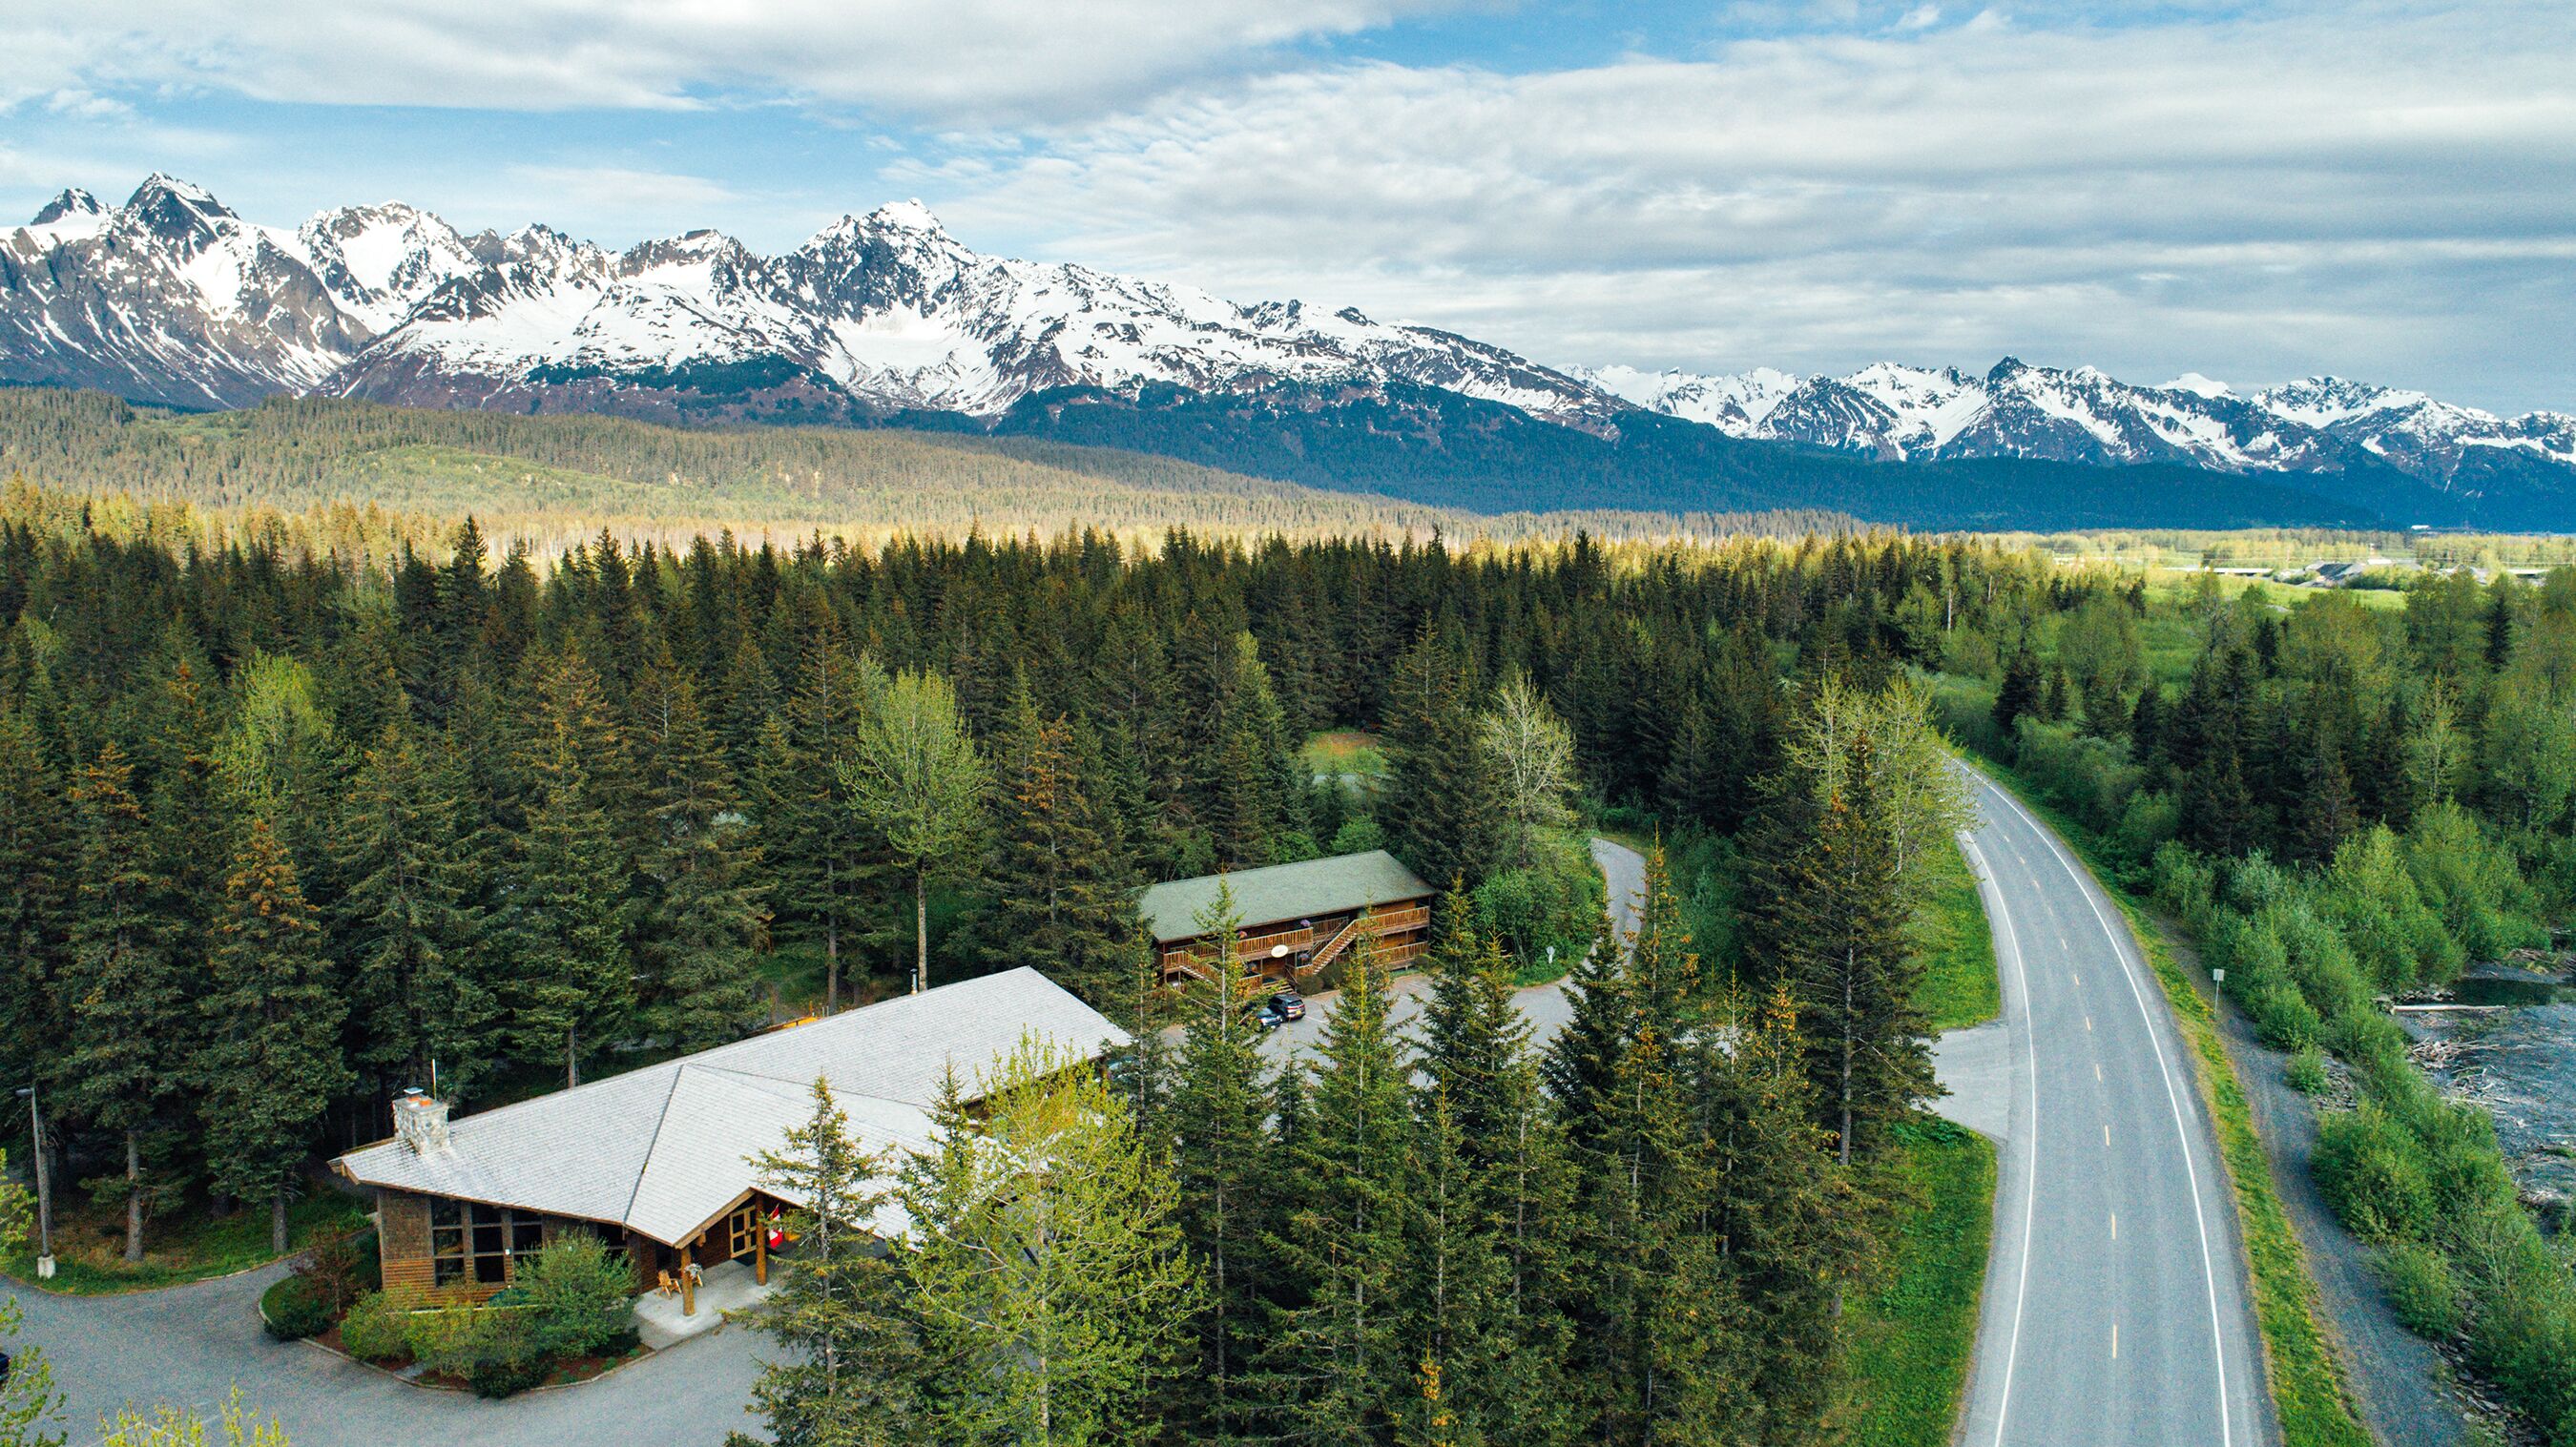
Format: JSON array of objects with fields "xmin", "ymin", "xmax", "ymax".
[
  {"xmin": 1139, "ymin": 848, "xmax": 1435, "ymax": 990},
  {"xmin": 334, "ymin": 968, "xmax": 1127, "ymax": 1314}
]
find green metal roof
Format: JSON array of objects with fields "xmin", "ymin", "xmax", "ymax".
[{"xmin": 1138, "ymin": 850, "xmax": 1435, "ymax": 943}]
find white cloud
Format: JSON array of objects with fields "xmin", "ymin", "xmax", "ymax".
[
  {"xmin": 906, "ymin": 2, "xmax": 2576, "ymax": 411},
  {"xmin": 1, "ymin": 0, "xmax": 1465, "ymax": 126}
]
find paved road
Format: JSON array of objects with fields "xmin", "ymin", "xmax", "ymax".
[
  {"xmin": 1955, "ymin": 769, "xmax": 2272, "ymax": 1447},
  {"xmin": 10, "ymin": 1260, "xmax": 762, "ymax": 1447}
]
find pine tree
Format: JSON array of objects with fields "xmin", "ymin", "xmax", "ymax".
[
  {"xmin": 334, "ymin": 723, "xmax": 490, "ymax": 1102},
  {"xmin": 504, "ymin": 648, "xmax": 634, "ymax": 1086},
  {"xmin": 1382, "ymin": 627, "xmax": 1504, "ymax": 895},
  {"xmin": 1695, "ymin": 986, "xmax": 1864, "ymax": 1443},
  {"xmin": 198, "ymin": 817, "xmax": 349, "ymax": 1253},
  {"xmin": 2293, "ymin": 736, "xmax": 2359, "ymax": 866},
  {"xmin": 982, "ymin": 684, "xmax": 1146, "ymax": 1008},
  {"xmin": 1568, "ymin": 856, "xmax": 1739, "ymax": 1445},
  {"xmin": 61, "ymin": 744, "xmax": 186, "ymax": 1262},
  {"xmin": 756, "ymin": 620, "xmax": 883, "ymax": 1012},
  {"xmin": 1166, "ymin": 885, "xmax": 1277, "ymax": 1439},
  {"xmin": 1992, "ymin": 647, "xmax": 2043, "ymax": 738},
  {"xmin": 1774, "ymin": 736, "xmax": 1927, "ymax": 1166},
  {"xmin": 635, "ymin": 655, "xmax": 769, "ymax": 1053},
  {"xmin": 0, "ymin": 710, "xmax": 70, "ymax": 1096},
  {"xmin": 741, "ymin": 1079, "xmax": 924, "ymax": 1447},
  {"xmin": 1258, "ymin": 946, "xmax": 1414, "ymax": 1442}
]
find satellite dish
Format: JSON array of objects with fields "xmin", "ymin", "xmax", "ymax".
[{"xmin": 1270, "ymin": 944, "xmax": 1289, "ymax": 959}]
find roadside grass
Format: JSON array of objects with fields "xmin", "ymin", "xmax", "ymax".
[
  {"xmin": 1846, "ymin": 1116, "xmax": 1997, "ymax": 1447},
  {"xmin": 1300, "ymin": 730, "xmax": 1387, "ymax": 780},
  {"xmin": 1962, "ymin": 756, "xmax": 2374, "ymax": 1447},
  {"xmin": 5, "ymin": 1190, "xmax": 369, "ymax": 1295},
  {"xmin": 1916, "ymin": 839, "xmax": 2002, "ymax": 1032}
]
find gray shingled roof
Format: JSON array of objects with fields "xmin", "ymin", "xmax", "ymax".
[
  {"xmin": 336, "ymin": 967, "xmax": 1127, "ymax": 1247},
  {"xmin": 1136, "ymin": 849, "xmax": 1434, "ymax": 943}
]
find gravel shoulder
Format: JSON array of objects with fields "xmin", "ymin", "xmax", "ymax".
[{"xmin": 2172, "ymin": 920, "xmax": 2478, "ymax": 1447}]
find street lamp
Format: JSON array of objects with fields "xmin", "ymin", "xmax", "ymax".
[{"xmin": 12, "ymin": 1084, "xmax": 50, "ymax": 1279}]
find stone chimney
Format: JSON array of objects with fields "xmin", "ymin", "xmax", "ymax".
[{"xmin": 393, "ymin": 1088, "xmax": 450, "ymax": 1153}]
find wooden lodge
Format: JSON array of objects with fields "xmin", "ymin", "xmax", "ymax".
[
  {"xmin": 1139, "ymin": 849, "xmax": 1436, "ymax": 990},
  {"xmin": 334, "ymin": 969, "xmax": 1129, "ymax": 1316}
]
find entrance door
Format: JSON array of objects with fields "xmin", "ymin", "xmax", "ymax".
[{"xmin": 724, "ymin": 1204, "xmax": 759, "ymax": 1262}]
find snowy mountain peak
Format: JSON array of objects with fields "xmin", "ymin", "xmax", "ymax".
[
  {"xmin": 2162, "ymin": 373, "xmax": 2233, "ymax": 399},
  {"xmin": 124, "ymin": 173, "xmax": 234, "ymax": 223},
  {"xmin": 31, "ymin": 188, "xmax": 104, "ymax": 225},
  {"xmin": 863, "ymin": 199, "xmax": 947, "ymax": 236}
]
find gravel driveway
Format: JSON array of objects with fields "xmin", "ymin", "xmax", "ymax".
[{"xmin": 11, "ymin": 1260, "xmax": 763, "ymax": 1447}]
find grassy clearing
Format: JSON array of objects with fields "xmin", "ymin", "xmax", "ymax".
[
  {"xmin": 1300, "ymin": 730, "xmax": 1388, "ymax": 779},
  {"xmin": 1916, "ymin": 838, "xmax": 2002, "ymax": 1032},
  {"xmin": 1845, "ymin": 1117, "xmax": 1997, "ymax": 1447},
  {"xmin": 5, "ymin": 1190, "xmax": 369, "ymax": 1295},
  {"xmin": 1963, "ymin": 758, "xmax": 2373, "ymax": 1447}
]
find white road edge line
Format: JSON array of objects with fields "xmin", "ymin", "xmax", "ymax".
[
  {"xmin": 1982, "ymin": 777, "xmax": 2235, "ymax": 1447},
  {"xmin": 1960, "ymin": 827, "xmax": 2037, "ymax": 1447}
]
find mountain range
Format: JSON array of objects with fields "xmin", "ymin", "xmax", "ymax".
[{"xmin": 4, "ymin": 176, "xmax": 2569, "ymax": 530}]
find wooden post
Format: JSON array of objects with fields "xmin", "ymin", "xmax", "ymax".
[
  {"xmin": 681, "ymin": 1247, "xmax": 697, "ymax": 1316},
  {"xmin": 755, "ymin": 1220, "xmax": 768, "ymax": 1285}
]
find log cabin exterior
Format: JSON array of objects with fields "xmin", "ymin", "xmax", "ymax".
[
  {"xmin": 335, "ymin": 968, "xmax": 1128, "ymax": 1310},
  {"xmin": 1140, "ymin": 849, "xmax": 1435, "ymax": 990}
]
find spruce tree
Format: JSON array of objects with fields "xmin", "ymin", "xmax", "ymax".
[
  {"xmin": 334, "ymin": 723, "xmax": 489, "ymax": 1102},
  {"xmin": 1992, "ymin": 647, "xmax": 2043, "ymax": 738},
  {"xmin": 1167, "ymin": 885, "xmax": 1277, "ymax": 1439},
  {"xmin": 198, "ymin": 817, "xmax": 349, "ymax": 1253},
  {"xmin": 982, "ymin": 684, "xmax": 1146, "ymax": 1007},
  {"xmin": 1696, "ymin": 986, "xmax": 1864, "ymax": 1443},
  {"xmin": 1774, "ymin": 736, "xmax": 1927, "ymax": 1166},
  {"xmin": 1382, "ymin": 626, "xmax": 1504, "ymax": 896},
  {"xmin": 635, "ymin": 655, "xmax": 769, "ymax": 1053},
  {"xmin": 504, "ymin": 648, "xmax": 634, "ymax": 1086},
  {"xmin": 1258, "ymin": 946, "xmax": 1414, "ymax": 1442},
  {"xmin": 0, "ymin": 710, "xmax": 69, "ymax": 1097},
  {"xmin": 1568, "ymin": 856, "xmax": 1740, "ymax": 1445},
  {"xmin": 740, "ymin": 1079, "xmax": 924, "ymax": 1447},
  {"xmin": 61, "ymin": 743, "xmax": 186, "ymax": 1262}
]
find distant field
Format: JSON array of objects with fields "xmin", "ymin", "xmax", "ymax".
[{"xmin": 1300, "ymin": 730, "xmax": 1389, "ymax": 780}]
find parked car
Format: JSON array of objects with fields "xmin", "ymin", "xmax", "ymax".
[
  {"xmin": 1271, "ymin": 989, "xmax": 1306, "ymax": 1022},
  {"xmin": 1253, "ymin": 1002, "xmax": 1290, "ymax": 1029}
]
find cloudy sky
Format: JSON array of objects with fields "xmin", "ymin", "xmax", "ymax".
[{"xmin": 5, "ymin": 0, "xmax": 2571, "ymax": 413}]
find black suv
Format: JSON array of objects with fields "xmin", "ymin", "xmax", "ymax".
[{"xmin": 1271, "ymin": 988, "xmax": 1306, "ymax": 1022}]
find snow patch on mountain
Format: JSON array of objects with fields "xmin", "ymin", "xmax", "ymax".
[{"xmin": 0, "ymin": 174, "xmax": 2565, "ymax": 493}]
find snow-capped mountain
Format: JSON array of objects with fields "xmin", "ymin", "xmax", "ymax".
[
  {"xmin": 2, "ymin": 176, "xmax": 2566, "ymax": 507},
  {"xmin": 1584, "ymin": 358, "xmax": 2575, "ymax": 484}
]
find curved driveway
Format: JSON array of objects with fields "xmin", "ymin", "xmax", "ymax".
[
  {"xmin": 11, "ymin": 1260, "xmax": 761, "ymax": 1447},
  {"xmin": 1954, "ymin": 769, "xmax": 2272, "ymax": 1447}
]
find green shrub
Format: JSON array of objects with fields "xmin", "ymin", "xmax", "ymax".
[
  {"xmin": 2312, "ymin": 1102, "xmax": 2435, "ymax": 1244},
  {"xmin": 2243, "ymin": 975, "xmax": 2322, "ymax": 1051},
  {"xmin": 340, "ymin": 1287, "xmax": 421, "ymax": 1364},
  {"xmin": 514, "ymin": 1235, "xmax": 635, "ymax": 1358},
  {"xmin": 405, "ymin": 1300, "xmax": 488, "ymax": 1378},
  {"xmin": 260, "ymin": 1272, "xmax": 333, "ymax": 1341},
  {"xmin": 464, "ymin": 1310, "xmax": 549, "ymax": 1398},
  {"xmin": 2374, "ymin": 1243, "xmax": 2462, "ymax": 1338},
  {"xmin": 2283, "ymin": 1046, "xmax": 2329, "ymax": 1095},
  {"xmin": 1472, "ymin": 832, "xmax": 1606, "ymax": 976}
]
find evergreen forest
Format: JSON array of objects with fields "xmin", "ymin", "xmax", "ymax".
[{"xmin": 0, "ymin": 470, "xmax": 2571, "ymax": 1444}]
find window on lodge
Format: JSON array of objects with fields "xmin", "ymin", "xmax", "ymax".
[{"xmin": 428, "ymin": 1199, "xmax": 546, "ymax": 1286}]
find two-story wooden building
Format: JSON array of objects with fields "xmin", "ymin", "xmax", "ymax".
[
  {"xmin": 1139, "ymin": 849, "xmax": 1435, "ymax": 990},
  {"xmin": 334, "ymin": 968, "xmax": 1127, "ymax": 1315}
]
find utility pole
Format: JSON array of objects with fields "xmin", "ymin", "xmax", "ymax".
[{"xmin": 15, "ymin": 1084, "xmax": 51, "ymax": 1279}]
